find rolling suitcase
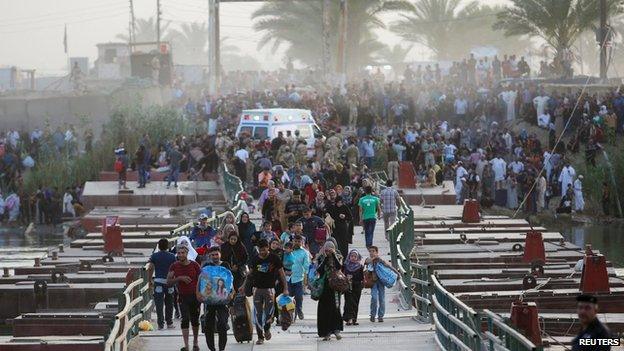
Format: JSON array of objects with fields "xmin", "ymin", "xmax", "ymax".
[{"xmin": 229, "ymin": 294, "xmax": 253, "ymax": 343}]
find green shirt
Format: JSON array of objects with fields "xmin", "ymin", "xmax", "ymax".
[{"xmin": 358, "ymin": 194, "xmax": 380, "ymax": 220}]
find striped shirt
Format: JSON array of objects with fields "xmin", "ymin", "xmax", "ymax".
[{"xmin": 380, "ymin": 187, "xmax": 399, "ymax": 214}]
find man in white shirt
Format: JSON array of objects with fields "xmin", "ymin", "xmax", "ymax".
[
  {"xmin": 490, "ymin": 155, "xmax": 507, "ymax": 190},
  {"xmin": 558, "ymin": 163, "xmax": 576, "ymax": 197},
  {"xmin": 443, "ymin": 143, "xmax": 457, "ymax": 164},
  {"xmin": 508, "ymin": 158, "xmax": 524, "ymax": 175},
  {"xmin": 455, "ymin": 162, "xmax": 468, "ymax": 204},
  {"xmin": 454, "ymin": 96, "xmax": 468, "ymax": 120},
  {"xmin": 533, "ymin": 91, "xmax": 550, "ymax": 120}
]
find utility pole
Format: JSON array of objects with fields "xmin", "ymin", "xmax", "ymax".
[
  {"xmin": 215, "ymin": 1, "xmax": 220, "ymax": 91},
  {"xmin": 599, "ymin": 0, "xmax": 608, "ymax": 80},
  {"xmin": 336, "ymin": 0, "xmax": 348, "ymax": 88},
  {"xmin": 321, "ymin": 0, "xmax": 331, "ymax": 83},
  {"xmin": 156, "ymin": 0, "xmax": 162, "ymax": 43},
  {"xmin": 129, "ymin": 0, "xmax": 136, "ymax": 43},
  {"xmin": 208, "ymin": 0, "xmax": 218, "ymax": 94}
]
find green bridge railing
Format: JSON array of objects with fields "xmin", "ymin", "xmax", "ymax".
[
  {"xmin": 370, "ymin": 171, "xmax": 414, "ymax": 310},
  {"xmin": 412, "ymin": 255, "xmax": 541, "ymax": 351}
]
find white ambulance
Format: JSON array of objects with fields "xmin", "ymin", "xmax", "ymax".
[{"xmin": 235, "ymin": 108, "xmax": 323, "ymax": 156}]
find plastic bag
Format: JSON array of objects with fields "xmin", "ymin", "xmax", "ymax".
[{"xmin": 374, "ymin": 262, "xmax": 397, "ymax": 288}]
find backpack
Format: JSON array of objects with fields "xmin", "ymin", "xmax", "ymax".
[{"xmin": 114, "ymin": 158, "xmax": 124, "ymax": 173}]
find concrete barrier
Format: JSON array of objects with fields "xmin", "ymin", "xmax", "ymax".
[{"xmin": 0, "ymin": 86, "xmax": 172, "ymax": 135}]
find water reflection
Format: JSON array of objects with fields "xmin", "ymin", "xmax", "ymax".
[
  {"xmin": 560, "ymin": 223, "xmax": 624, "ymax": 267},
  {"xmin": 0, "ymin": 226, "xmax": 69, "ymax": 268}
]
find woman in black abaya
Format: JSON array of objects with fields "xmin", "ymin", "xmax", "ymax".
[
  {"xmin": 315, "ymin": 241, "xmax": 344, "ymax": 341},
  {"xmin": 327, "ymin": 196, "xmax": 352, "ymax": 260}
]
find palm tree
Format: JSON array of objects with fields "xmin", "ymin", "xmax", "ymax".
[
  {"xmin": 391, "ymin": 0, "xmax": 529, "ymax": 60},
  {"xmin": 220, "ymin": 37, "xmax": 261, "ymax": 71},
  {"xmin": 116, "ymin": 17, "xmax": 171, "ymax": 43},
  {"xmin": 252, "ymin": 0, "xmax": 412, "ymax": 76},
  {"xmin": 493, "ymin": 0, "xmax": 623, "ymax": 60},
  {"xmin": 375, "ymin": 44, "xmax": 414, "ymax": 71},
  {"xmin": 166, "ymin": 22, "xmax": 208, "ymax": 65}
]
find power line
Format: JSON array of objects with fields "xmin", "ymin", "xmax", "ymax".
[
  {"xmin": 0, "ymin": 2, "xmax": 127, "ymax": 27},
  {"xmin": 0, "ymin": 12, "xmax": 128, "ymax": 34}
]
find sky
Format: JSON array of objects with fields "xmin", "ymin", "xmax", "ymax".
[{"xmin": 0, "ymin": 0, "xmax": 508, "ymax": 76}]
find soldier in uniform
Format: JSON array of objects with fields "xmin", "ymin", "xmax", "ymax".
[
  {"xmin": 278, "ymin": 146, "xmax": 296, "ymax": 169},
  {"xmin": 572, "ymin": 294, "xmax": 614, "ymax": 351}
]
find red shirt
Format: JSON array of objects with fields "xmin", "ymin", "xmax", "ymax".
[{"xmin": 168, "ymin": 260, "xmax": 201, "ymax": 296}]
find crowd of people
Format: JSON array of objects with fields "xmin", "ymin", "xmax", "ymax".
[
  {"xmin": 148, "ymin": 190, "xmax": 399, "ymax": 351},
  {"xmin": 0, "ymin": 124, "xmax": 90, "ymax": 225}
]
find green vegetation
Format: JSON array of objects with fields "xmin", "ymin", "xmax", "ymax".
[{"xmin": 22, "ymin": 103, "xmax": 192, "ymax": 194}]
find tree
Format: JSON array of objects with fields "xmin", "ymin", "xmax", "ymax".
[
  {"xmin": 116, "ymin": 17, "xmax": 171, "ymax": 43},
  {"xmin": 375, "ymin": 44, "xmax": 414, "ymax": 71},
  {"xmin": 220, "ymin": 37, "xmax": 261, "ymax": 71},
  {"xmin": 166, "ymin": 22, "xmax": 208, "ymax": 65},
  {"xmin": 493, "ymin": 0, "xmax": 623, "ymax": 60},
  {"xmin": 252, "ymin": 0, "xmax": 412, "ymax": 76},
  {"xmin": 390, "ymin": 0, "xmax": 530, "ymax": 60}
]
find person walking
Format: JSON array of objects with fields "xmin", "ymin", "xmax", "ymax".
[
  {"xmin": 135, "ymin": 144, "xmax": 148, "ymax": 188},
  {"xmin": 315, "ymin": 241, "xmax": 344, "ymax": 341},
  {"xmin": 147, "ymin": 238, "xmax": 177, "ymax": 330},
  {"xmin": 283, "ymin": 234, "xmax": 310, "ymax": 321},
  {"xmin": 220, "ymin": 232, "xmax": 248, "ymax": 291},
  {"xmin": 343, "ymin": 249, "xmax": 363, "ymax": 326},
  {"xmin": 190, "ymin": 213, "xmax": 217, "ymax": 248},
  {"xmin": 366, "ymin": 246, "xmax": 399, "ymax": 323},
  {"xmin": 240, "ymin": 239, "xmax": 288, "ymax": 345},
  {"xmin": 167, "ymin": 145, "xmax": 185, "ymax": 189},
  {"xmin": 197, "ymin": 247, "xmax": 235, "ymax": 351},
  {"xmin": 237, "ymin": 212, "xmax": 257, "ymax": 263},
  {"xmin": 358, "ymin": 186, "xmax": 381, "ymax": 248},
  {"xmin": 327, "ymin": 196, "xmax": 353, "ymax": 259},
  {"xmin": 167, "ymin": 244, "xmax": 202, "ymax": 351},
  {"xmin": 379, "ymin": 180, "xmax": 400, "ymax": 234}
]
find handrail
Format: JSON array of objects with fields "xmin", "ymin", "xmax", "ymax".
[
  {"xmin": 430, "ymin": 274, "xmax": 481, "ymax": 351},
  {"xmin": 483, "ymin": 310, "xmax": 539, "ymax": 351},
  {"xmin": 104, "ymin": 263, "xmax": 152, "ymax": 351}
]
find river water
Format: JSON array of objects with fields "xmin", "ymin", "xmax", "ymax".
[
  {"xmin": 0, "ymin": 226, "xmax": 70, "ymax": 269},
  {"xmin": 0, "ymin": 223, "xmax": 622, "ymax": 270},
  {"xmin": 558, "ymin": 222, "xmax": 624, "ymax": 268}
]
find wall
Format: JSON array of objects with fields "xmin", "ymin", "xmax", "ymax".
[{"xmin": 0, "ymin": 86, "xmax": 173, "ymax": 135}]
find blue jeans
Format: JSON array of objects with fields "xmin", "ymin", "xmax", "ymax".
[
  {"xmin": 138, "ymin": 164, "xmax": 147, "ymax": 187},
  {"xmin": 167, "ymin": 166, "xmax": 179, "ymax": 187},
  {"xmin": 153, "ymin": 282, "xmax": 174, "ymax": 328},
  {"xmin": 370, "ymin": 281, "xmax": 385, "ymax": 319},
  {"xmin": 287, "ymin": 281, "xmax": 304, "ymax": 316},
  {"xmin": 363, "ymin": 218, "xmax": 376, "ymax": 247}
]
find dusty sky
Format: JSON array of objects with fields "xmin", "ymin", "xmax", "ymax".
[{"xmin": 0, "ymin": 0, "xmax": 508, "ymax": 76}]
